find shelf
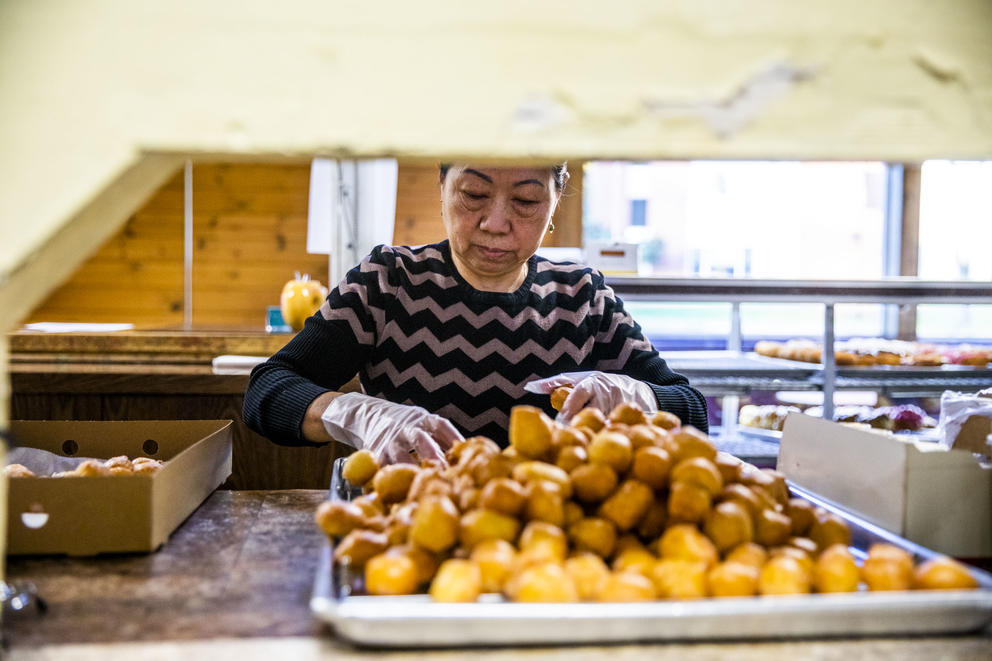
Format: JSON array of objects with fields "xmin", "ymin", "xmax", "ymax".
[
  {"xmin": 665, "ymin": 351, "xmax": 818, "ymax": 379},
  {"xmin": 607, "ymin": 277, "xmax": 992, "ymax": 305},
  {"xmin": 610, "ymin": 278, "xmax": 992, "ymax": 418},
  {"xmin": 665, "ymin": 351, "xmax": 992, "ymax": 397}
]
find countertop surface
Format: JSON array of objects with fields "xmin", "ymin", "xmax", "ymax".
[{"xmin": 4, "ymin": 490, "xmax": 991, "ymax": 660}]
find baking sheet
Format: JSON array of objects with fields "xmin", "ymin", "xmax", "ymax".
[
  {"xmin": 311, "ymin": 460, "xmax": 992, "ymax": 648},
  {"xmin": 747, "ymin": 352, "xmax": 992, "ymax": 377},
  {"xmin": 735, "ymin": 426, "xmax": 784, "ymax": 442}
]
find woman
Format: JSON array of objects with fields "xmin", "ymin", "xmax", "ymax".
[{"xmin": 243, "ymin": 163, "xmax": 707, "ymax": 464}]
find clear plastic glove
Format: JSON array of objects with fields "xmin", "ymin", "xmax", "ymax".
[
  {"xmin": 525, "ymin": 371, "xmax": 658, "ymax": 423},
  {"xmin": 320, "ymin": 392, "xmax": 463, "ymax": 465}
]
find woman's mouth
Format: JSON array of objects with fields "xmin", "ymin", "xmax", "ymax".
[{"xmin": 478, "ymin": 246, "xmax": 511, "ymax": 260}]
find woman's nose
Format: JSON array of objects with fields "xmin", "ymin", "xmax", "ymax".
[{"xmin": 479, "ymin": 197, "xmax": 511, "ymax": 233}]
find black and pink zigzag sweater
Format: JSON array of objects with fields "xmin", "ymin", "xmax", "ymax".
[{"xmin": 243, "ymin": 240, "xmax": 708, "ymax": 447}]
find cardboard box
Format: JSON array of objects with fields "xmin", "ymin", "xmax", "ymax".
[
  {"xmin": 584, "ymin": 241, "xmax": 639, "ymax": 275},
  {"xmin": 951, "ymin": 414, "xmax": 992, "ymax": 456},
  {"xmin": 778, "ymin": 413, "xmax": 992, "ymax": 558},
  {"xmin": 6, "ymin": 420, "xmax": 232, "ymax": 556}
]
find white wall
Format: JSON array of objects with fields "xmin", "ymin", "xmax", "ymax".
[{"xmin": 0, "ymin": 0, "xmax": 990, "ymax": 346}]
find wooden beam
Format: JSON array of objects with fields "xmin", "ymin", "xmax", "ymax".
[{"xmin": 898, "ymin": 164, "xmax": 922, "ymax": 340}]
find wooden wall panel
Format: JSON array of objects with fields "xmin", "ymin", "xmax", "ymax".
[
  {"xmin": 189, "ymin": 163, "xmax": 325, "ymax": 329},
  {"xmin": 546, "ymin": 163, "xmax": 583, "ymax": 248},
  {"xmin": 24, "ymin": 164, "xmax": 327, "ymax": 331},
  {"xmin": 24, "ymin": 161, "xmax": 582, "ymax": 330},
  {"xmin": 393, "ymin": 163, "xmax": 444, "ymax": 246},
  {"xmin": 24, "ymin": 171, "xmax": 186, "ymax": 328}
]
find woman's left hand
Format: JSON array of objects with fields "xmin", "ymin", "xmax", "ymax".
[{"xmin": 525, "ymin": 371, "xmax": 658, "ymax": 423}]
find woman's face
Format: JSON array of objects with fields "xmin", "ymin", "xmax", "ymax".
[{"xmin": 440, "ymin": 165, "xmax": 563, "ymax": 291}]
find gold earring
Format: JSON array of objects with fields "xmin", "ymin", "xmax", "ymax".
[{"xmin": 548, "ymin": 222, "xmax": 555, "ymax": 234}]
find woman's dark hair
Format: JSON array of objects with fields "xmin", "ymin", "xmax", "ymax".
[{"xmin": 439, "ymin": 163, "xmax": 568, "ymax": 192}]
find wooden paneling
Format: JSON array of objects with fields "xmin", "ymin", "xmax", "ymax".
[
  {"xmin": 25, "ymin": 161, "xmax": 583, "ymax": 329},
  {"xmin": 545, "ymin": 163, "xmax": 583, "ymax": 248},
  {"xmin": 25, "ymin": 170, "xmax": 186, "ymax": 328},
  {"xmin": 189, "ymin": 163, "xmax": 325, "ymax": 329},
  {"xmin": 393, "ymin": 163, "xmax": 445, "ymax": 246},
  {"xmin": 24, "ymin": 163, "xmax": 327, "ymax": 331}
]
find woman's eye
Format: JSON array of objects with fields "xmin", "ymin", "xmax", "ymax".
[
  {"xmin": 462, "ymin": 190, "xmax": 488, "ymax": 200},
  {"xmin": 514, "ymin": 199, "xmax": 539, "ymax": 206}
]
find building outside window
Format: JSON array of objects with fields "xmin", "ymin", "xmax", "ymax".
[
  {"xmin": 583, "ymin": 161, "xmax": 893, "ymax": 348},
  {"xmin": 916, "ymin": 160, "xmax": 992, "ymax": 342}
]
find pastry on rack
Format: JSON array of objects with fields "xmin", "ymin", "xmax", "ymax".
[
  {"xmin": 754, "ymin": 336, "xmax": 992, "ymax": 367},
  {"xmin": 754, "ymin": 341, "xmax": 782, "ymax": 358},
  {"xmin": 3, "ymin": 463, "xmax": 36, "ymax": 478},
  {"xmin": 804, "ymin": 404, "xmax": 935, "ymax": 432},
  {"xmin": 738, "ymin": 405, "xmax": 801, "ymax": 431},
  {"xmin": 942, "ymin": 345, "xmax": 992, "ymax": 366}
]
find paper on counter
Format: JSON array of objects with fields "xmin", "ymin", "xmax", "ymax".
[
  {"xmin": 212, "ymin": 354, "xmax": 268, "ymax": 374},
  {"xmin": 7, "ymin": 447, "xmax": 94, "ymax": 475},
  {"xmin": 23, "ymin": 322, "xmax": 134, "ymax": 333},
  {"xmin": 939, "ymin": 390, "xmax": 992, "ymax": 465}
]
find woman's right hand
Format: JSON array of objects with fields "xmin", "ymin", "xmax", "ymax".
[
  {"xmin": 525, "ymin": 371, "xmax": 658, "ymax": 423},
  {"xmin": 319, "ymin": 393, "xmax": 463, "ymax": 465}
]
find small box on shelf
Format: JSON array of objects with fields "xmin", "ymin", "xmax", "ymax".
[
  {"xmin": 265, "ymin": 305, "xmax": 293, "ymax": 334},
  {"xmin": 777, "ymin": 413, "xmax": 991, "ymax": 558}
]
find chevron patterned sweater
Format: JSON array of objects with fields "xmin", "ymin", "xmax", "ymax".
[{"xmin": 243, "ymin": 241, "xmax": 708, "ymax": 447}]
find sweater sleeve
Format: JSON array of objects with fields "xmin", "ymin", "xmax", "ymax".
[
  {"xmin": 589, "ymin": 274, "xmax": 709, "ymax": 432},
  {"xmin": 242, "ymin": 248, "xmax": 389, "ymax": 446}
]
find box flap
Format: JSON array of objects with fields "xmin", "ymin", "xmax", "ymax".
[
  {"xmin": 903, "ymin": 439, "xmax": 992, "ymax": 556},
  {"xmin": 778, "ymin": 414, "xmax": 908, "ymax": 534},
  {"xmin": 151, "ymin": 421, "xmax": 232, "ymax": 547},
  {"xmin": 952, "ymin": 415, "xmax": 992, "ymax": 456}
]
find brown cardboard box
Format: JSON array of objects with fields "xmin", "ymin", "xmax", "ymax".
[
  {"xmin": 6, "ymin": 420, "xmax": 232, "ymax": 555},
  {"xmin": 778, "ymin": 413, "xmax": 992, "ymax": 558},
  {"xmin": 951, "ymin": 414, "xmax": 992, "ymax": 456}
]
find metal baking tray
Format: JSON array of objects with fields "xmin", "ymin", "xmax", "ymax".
[
  {"xmin": 750, "ymin": 352, "xmax": 992, "ymax": 378},
  {"xmin": 735, "ymin": 426, "xmax": 784, "ymax": 442},
  {"xmin": 666, "ymin": 351, "xmax": 821, "ymax": 378},
  {"xmin": 311, "ymin": 459, "xmax": 992, "ymax": 648}
]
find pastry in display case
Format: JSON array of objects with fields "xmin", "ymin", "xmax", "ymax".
[
  {"xmin": 737, "ymin": 403, "xmax": 937, "ymax": 434},
  {"xmin": 754, "ymin": 338, "xmax": 992, "ymax": 367},
  {"xmin": 737, "ymin": 405, "xmax": 801, "ymax": 431}
]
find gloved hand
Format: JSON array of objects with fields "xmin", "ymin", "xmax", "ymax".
[
  {"xmin": 320, "ymin": 393, "xmax": 463, "ymax": 465},
  {"xmin": 525, "ymin": 371, "xmax": 658, "ymax": 423}
]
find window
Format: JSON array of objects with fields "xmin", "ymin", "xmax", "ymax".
[
  {"xmin": 630, "ymin": 199, "xmax": 647, "ymax": 227},
  {"xmin": 584, "ymin": 161, "xmax": 888, "ymax": 279},
  {"xmin": 584, "ymin": 161, "xmax": 890, "ymax": 346},
  {"xmin": 916, "ymin": 160, "xmax": 992, "ymax": 341}
]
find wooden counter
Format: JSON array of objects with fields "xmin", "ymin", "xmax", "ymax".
[
  {"xmin": 4, "ymin": 490, "xmax": 990, "ymax": 660},
  {"xmin": 7, "ymin": 330, "xmax": 352, "ymax": 490},
  {"xmin": 8, "ymin": 362, "xmax": 347, "ymax": 490},
  {"xmin": 8, "ymin": 329, "xmax": 293, "ymax": 364}
]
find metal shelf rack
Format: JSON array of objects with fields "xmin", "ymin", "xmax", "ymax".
[{"xmin": 607, "ymin": 277, "xmax": 992, "ymax": 433}]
